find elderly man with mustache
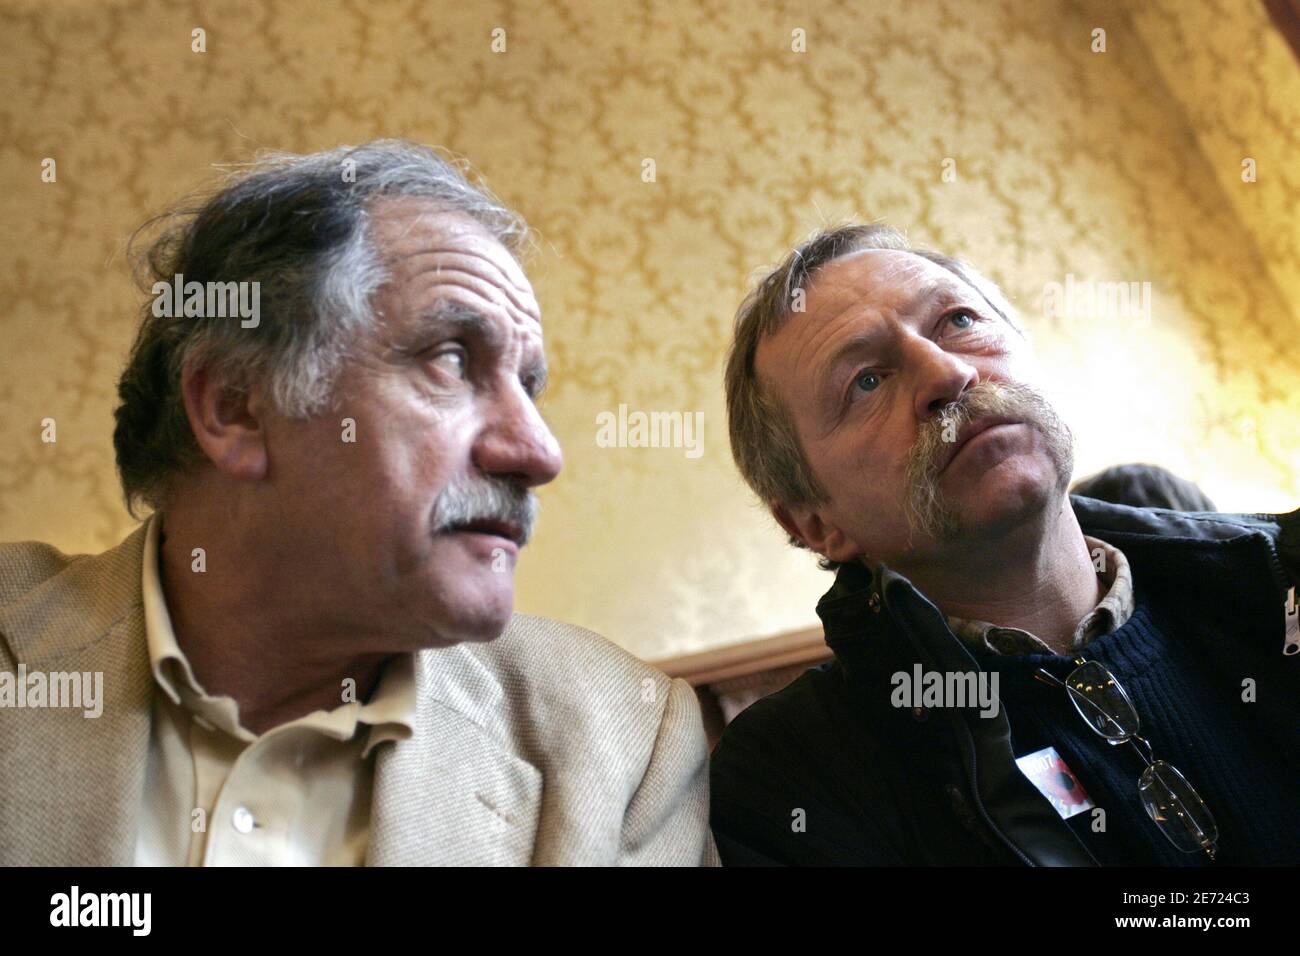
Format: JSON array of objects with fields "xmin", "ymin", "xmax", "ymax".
[
  {"xmin": 710, "ymin": 224, "xmax": 1300, "ymax": 866},
  {"xmin": 0, "ymin": 141, "xmax": 716, "ymax": 867}
]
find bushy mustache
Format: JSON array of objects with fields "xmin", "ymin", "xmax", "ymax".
[
  {"xmin": 431, "ymin": 475, "xmax": 538, "ymax": 545},
  {"xmin": 903, "ymin": 381, "xmax": 1073, "ymax": 542}
]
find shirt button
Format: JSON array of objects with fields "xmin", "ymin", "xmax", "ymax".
[{"xmin": 232, "ymin": 806, "xmax": 255, "ymax": 834}]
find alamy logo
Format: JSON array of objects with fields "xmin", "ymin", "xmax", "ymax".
[
  {"xmin": 1041, "ymin": 274, "xmax": 1151, "ymax": 325},
  {"xmin": 50, "ymin": 886, "xmax": 151, "ymax": 936},
  {"xmin": 0, "ymin": 664, "xmax": 103, "ymax": 717},
  {"xmin": 151, "ymin": 272, "xmax": 260, "ymax": 328},
  {"xmin": 891, "ymin": 664, "xmax": 1000, "ymax": 718},
  {"xmin": 595, "ymin": 404, "xmax": 703, "ymax": 459}
]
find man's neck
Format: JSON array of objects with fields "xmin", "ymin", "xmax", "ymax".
[
  {"xmin": 892, "ymin": 496, "xmax": 1104, "ymax": 656},
  {"xmin": 155, "ymin": 505, "xmax": 393, "ymax": 737}
]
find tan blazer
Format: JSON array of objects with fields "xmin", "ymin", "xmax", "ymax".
[{"xmin": 0, "ymin": 524, "xmax": 718, "ymax": 866}]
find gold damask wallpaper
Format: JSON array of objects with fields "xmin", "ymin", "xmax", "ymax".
[{"xmin": 1, "ymin": 0, "xmax": 1297, "ymax": 661}]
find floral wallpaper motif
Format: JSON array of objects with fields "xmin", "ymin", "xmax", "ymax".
[{"xmin": 1, "ymin": 0, "xmax": 1296, "ymax": 660}]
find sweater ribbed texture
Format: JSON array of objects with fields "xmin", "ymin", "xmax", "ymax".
[{"xmin": 972, "ymin": 588, "xmax": 1300, "ymax": 865}]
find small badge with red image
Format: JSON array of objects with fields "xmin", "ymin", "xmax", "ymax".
[{"xmin": 1015, "ymin": 745, "xmax": 1094, "ymax": 820}]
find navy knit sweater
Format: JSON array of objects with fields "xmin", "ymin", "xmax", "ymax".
[{"xmin": 967, "ymin": 531, "xmax": 1300, "ymax": 866}]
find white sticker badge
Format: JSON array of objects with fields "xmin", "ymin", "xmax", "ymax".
[
  {"xmin": 1016, "ymin": 746, "xmax": 1095, "ymax": 820},
  {"xmin": 1284, "ymin": 586, "xmax": 1299, "ymax": 657}
]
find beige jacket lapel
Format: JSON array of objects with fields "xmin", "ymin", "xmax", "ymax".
[
  {"xmin": 365, "ymin": 641, "xmax": 542, "ymax": 866},
  {"xmin": 0, "ymin": 524, "xmax": 154, "ymax": 866},
  {"xmin": 0, "ymin": 521, "xmax": 543, "ymax": 867}
]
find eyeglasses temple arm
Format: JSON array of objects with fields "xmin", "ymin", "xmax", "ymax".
[{"xmin": 1034, "ymin": 668, "xmax": 1123, "ymax": 730}]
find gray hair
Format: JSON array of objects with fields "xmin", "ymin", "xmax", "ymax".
[
  {"xmin": 723, "ymin": 222, "xmax": 1021, "ymax": 567},
  {"xmin": 114, "ymin": 139, "xmax": 528, "ymax": 517}
]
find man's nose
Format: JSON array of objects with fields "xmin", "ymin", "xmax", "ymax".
[
  {"xmin": 908, "ymin": 338, "xmax": 980, "ymax": 422},
  {"xmin": 472, "ymin": 383, "xmax": 564, "ymax": 489}
]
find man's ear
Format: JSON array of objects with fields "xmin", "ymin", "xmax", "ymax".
[
  {"xmin": 180, "ymin": 359, "xmax": 269, "ymax": 485},
  {"xmin": 770, "ymin": 499, "xmax": 860, "ymax": 563}
]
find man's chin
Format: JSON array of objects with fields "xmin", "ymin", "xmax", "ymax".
[
  {"xmin": 444, "ymin": 584, "xmax": 516, "ymax": 642},
  {"xmin": 417, "ymin": 609, "xmax": 511, "ymax": 648},
  {"xmin": 407, "ymin": 572, "xmax": 516, "ymax": 647},
  {"xmin": 941, "ymin": 466, "xmax": 1064, "ymax": 539},
  {"xmin": 419, "ymin": 534, "xmax": 520, "ymax": 641}
]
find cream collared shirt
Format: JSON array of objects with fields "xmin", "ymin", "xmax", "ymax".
[{"xmin": 133, "ymin": 516, "xmax": 417, "ymax": 866}]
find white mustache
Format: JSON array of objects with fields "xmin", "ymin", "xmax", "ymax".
[{"xmin": 431, "ymin": 476, "xmax": 539, "ymax": 546}]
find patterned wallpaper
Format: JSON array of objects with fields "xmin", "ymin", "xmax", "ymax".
[
  {"xmin": 1, "ymin": 0, "xmax": 1297, "ymax": 661},
  {"xmin": 1133, "ymin": 0, "xmax": 1300, "ymax": 319}
]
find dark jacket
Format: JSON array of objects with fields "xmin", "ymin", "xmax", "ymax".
[{"xmin": 709, "ymin": 496, "xmax": 1300, "ymax": 866}]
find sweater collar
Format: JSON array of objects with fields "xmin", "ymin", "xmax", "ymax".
[{"xmin": 815, "ymin": 495, "xmax": 1285, "ymax": 673}]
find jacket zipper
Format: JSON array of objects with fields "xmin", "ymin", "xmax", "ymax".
[
  {"xmin": 956, "ymin": 711, "xmax": 1034, "ymax": 866},
  {"xmin": 1253, "ymin": 517, "xmax": 1291, "ymax": 596},
  {"xmin": 883, "ymin": 585, "xmax": 1038, "ymax": 865}
]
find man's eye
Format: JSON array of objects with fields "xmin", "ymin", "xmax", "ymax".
[
  {"xmin": 946, "ymin": 310, "xmax": 977, "ymax": 331},
  {"xmin": 852, "ymin": 370, "xmax": 882, "ymax": 395},
  {"xmin": 429, "ymin": 346, "xmax": 467, "ymax": 378}
]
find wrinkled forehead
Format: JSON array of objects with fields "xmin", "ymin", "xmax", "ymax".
[
  {"xmin": 368, "ymin": 198, "xmax": 541, "ymax": 329},
  {"xmin": 801, "ymin": 248, "xmax": 967, "ymax": 321},
  {"xmin": 755, "ymin": 249, "xmax": 966, "ymax": 384}
]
